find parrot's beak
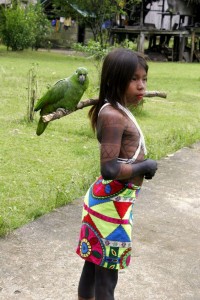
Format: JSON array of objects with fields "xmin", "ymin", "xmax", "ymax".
[{"xmin": 79, "ymin": 74, "xmax": 86, "ymax": 84}]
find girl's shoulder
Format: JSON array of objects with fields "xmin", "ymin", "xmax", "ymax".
[{"xmin": 98, "ymin": 104, "xmax": 125, "ymax": 123}]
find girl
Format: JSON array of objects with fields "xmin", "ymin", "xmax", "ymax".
[{"xmin": 76, "ymin": 48, "xmax": 157, "ymax": 300}]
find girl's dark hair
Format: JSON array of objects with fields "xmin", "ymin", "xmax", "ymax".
[{"xmin": 88, "ymin": 48, "xmax": 148, "ymax": 132}]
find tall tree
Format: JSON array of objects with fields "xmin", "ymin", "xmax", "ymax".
[{"xmin": 52, "ymin": 0, "xmax": 134, "ymax": 46}]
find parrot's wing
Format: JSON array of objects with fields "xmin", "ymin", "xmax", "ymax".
[{"xmin": 34, "ymin": 79, "xmax": 70, "ymax": 111}]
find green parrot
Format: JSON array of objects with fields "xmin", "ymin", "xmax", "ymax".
[{"xmin": 34, "ymin": 67, "xmax": 89, "ymax": 136}]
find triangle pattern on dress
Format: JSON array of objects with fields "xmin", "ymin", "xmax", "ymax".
[
  {"xmin": 114, "ymin": 201, "xmax": 132, "ymax": 219},
  {"xmin": 83, "ymin": 213, "xmax": 103, "ymax": 238},
  {"xmin": 88, "ymin": 188, "xmax": 111, "ymax": 208},
  {"xmin": 106, "ymin": 225, "xmax": 131, "ymax": 242},
  {"xmin": 90, "ymin": 214, "xmax": 119, "ymax": 238},
  {"xmin": 91, "ymin": 200, "xmax": 120, "ymax": 219}
]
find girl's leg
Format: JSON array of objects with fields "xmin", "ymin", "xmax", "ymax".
[
  {"xmin": 78, "ymin": 297, "xmax": 95, "ymax": 300},
  {"xmin": 78, "ymin": 261, "xmax": 95, "ymax": 300},
  {"xmin": 95, "ymin": 265, "xmax": 118, "ymax": 300}
]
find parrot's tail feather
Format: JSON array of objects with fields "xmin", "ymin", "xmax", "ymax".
[{"xmin": 36, "ymin": 117, "xmax": 49, "ymax": 136}]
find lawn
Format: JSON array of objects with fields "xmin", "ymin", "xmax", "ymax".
[{"xmin": 0, "ymin": 47, "xmax": 200, "ymax": 236}]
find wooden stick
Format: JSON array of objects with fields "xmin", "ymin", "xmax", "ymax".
[
  {"xmin": 42, "ymin": 108, "xmax": 71, "ymax": 122},
  {"xmin": 76, "ymin": 98, "xmax": 98, "ymax": 109},
  {"xmin": 144, "ymin": 91, "xmax": 167, "ymax": 98},
  {"xmin": 77, "ymin": 91, "xmax": 167, "ymax": 109},
  {"xmin": 42, "ymin": 91, "xmax": 167, "ymax": 123}
]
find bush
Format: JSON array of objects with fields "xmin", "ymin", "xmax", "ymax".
[
  {"xmin": 1, "ymin": 4, "xmax": 51, "ymax": 51},
  {"xmin": 30, "ymin": 4, "xmax": 52, "ymax": 50},
  {"xmin": 1, "ymin": 6, "xmax": 34, "ymax": 50}
]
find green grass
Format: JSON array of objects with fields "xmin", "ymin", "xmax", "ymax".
[{"xmin": 0, "ymin": 46, "xmax": 200, "ymax": 236}]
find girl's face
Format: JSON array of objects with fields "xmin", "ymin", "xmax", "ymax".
[{"xmin": 125, "ymin": 65, "xmax": 147, "ymax": 107}]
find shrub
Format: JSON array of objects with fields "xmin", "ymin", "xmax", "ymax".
[
  {"xmin": 1, "ymin": 4, "xmax": 51, "ymax": 51},
  {"xmin": 30, "ymin": 4, "xmax": 52, "ymax": 50},
  {"xmin": 1, "ymin": 6, "xmax": 35, "ymax": 50}
]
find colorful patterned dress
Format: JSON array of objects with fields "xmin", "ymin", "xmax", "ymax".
[
  {"xmin": 76, "ymin": 176, "xmax": 140, "ymax": 269},
  {"xmin": 76, "ymin": 103, "xmax": 146, "ymax": 270}
]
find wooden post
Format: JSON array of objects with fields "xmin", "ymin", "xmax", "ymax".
[
  {"xmin": 190, "ymin": 30, "xmax": 195, "ymax": 62},
  {"xmin": 161, "ymin": 0, "xmax": 165, "ymax": 29},
  {"xmin": 179, "ymin": 35, "xmax": 185, "ymax": 62},
  {"xmin": 138, "ymin": 32, "xmax": 145, "ymax": 53},
  {"xmin": 137, "ymin": 0, "xmax": 145, "ymax": 53},
  {"xmin": 140, "ymin": 0, "xmax": 144, "ymax": 28}
]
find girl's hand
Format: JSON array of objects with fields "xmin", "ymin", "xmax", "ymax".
[{"xmin": 132, "ymin": 159, "xmax": 157, "ymax": 179}]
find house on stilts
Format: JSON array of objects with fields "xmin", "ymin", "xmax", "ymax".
[{"xmin": 111, "ymin": 0, "xmax": 200, "ymax": 62}]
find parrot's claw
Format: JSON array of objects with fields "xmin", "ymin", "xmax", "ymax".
[
  {"xmin": 42, "ymin": 108, "xmax": 71, "ymax": 123},
  {"xmin": 56, "ymin": 108, "xmax": 69, "ymax": 114}
]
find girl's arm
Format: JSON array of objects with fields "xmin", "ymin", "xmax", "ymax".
[
  {"xmin": 97, "ymin": 109, "xmax": 135, "ymax": 180},
  {"xmin": 97, "ymin": 108, "xmax": 157, "ymax": 181}
]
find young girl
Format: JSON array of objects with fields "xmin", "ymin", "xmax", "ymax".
[{"xmin": 76, "ymin": 48, "xmax": 157, "ymax": 300}]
